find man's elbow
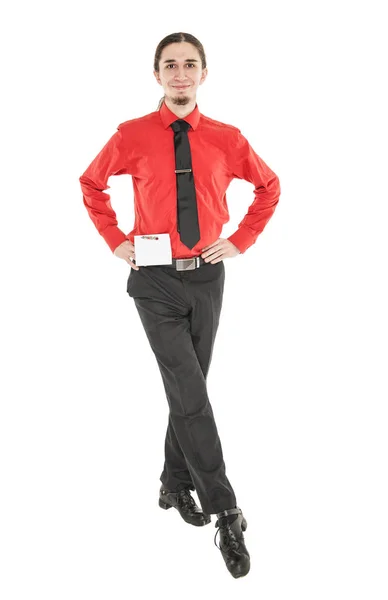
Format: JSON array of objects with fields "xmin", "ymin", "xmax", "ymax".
[{"xmin": 268, "ymin": 173, "xmax": 281, "ymax": 206}]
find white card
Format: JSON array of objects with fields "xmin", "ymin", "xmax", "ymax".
[{"xmin": 134, "ymin": 233, "xmax": 172, "ymax": 266}]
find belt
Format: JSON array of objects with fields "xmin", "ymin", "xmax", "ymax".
[
  {"xmin": 138, "ymin": 257, "xmax": 207, "ymax": 271},
  {"xmin": 164, "ymin": 257, "xmax": 206, "ymax": 271}
]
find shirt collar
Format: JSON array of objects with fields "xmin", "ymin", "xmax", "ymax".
[{"xmin": 159, "ymin": 100, "xmax": 200, "ymax": 131}]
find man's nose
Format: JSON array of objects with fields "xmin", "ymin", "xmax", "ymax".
[{"xmin": 175, "ymin": 70, "xmax": 188, "ymax": 80}]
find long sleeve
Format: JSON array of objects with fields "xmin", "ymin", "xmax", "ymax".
[
  {"xmin": 227, "ymin": 130, "xmax": 281, "ymax": 254},
  {"xmin": 79, "ymin": 126, "xmax": 129, "ymax": 253}
]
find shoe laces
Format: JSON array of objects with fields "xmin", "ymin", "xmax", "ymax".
[
  {"xmin": 176, "ymin": 488, "xmax": 196, "ymax": 510},
  {"xmin": 214, "ymin": 517, "xmax": 241, "ymax": 554}
]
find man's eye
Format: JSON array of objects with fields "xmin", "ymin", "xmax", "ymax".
[{"xmin": 166, "ymin": 63, "xmax": 195, "ymax": 68}]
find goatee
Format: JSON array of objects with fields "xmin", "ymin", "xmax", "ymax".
[{"xmin": 171, "ymin": 94, "xmax": 190, "ymax": 106}]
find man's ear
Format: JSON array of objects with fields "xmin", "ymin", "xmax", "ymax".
[
  {"xmin": 200, "ymin": 68, "xmax": 208, "ymax": 84},
  {"xmin": 153, "ymin": 70, "xmax": 162, "ymax": 85}
]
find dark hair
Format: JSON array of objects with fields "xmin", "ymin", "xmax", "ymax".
[{"xmin": 154, "ymin": 32, "xmax": 207, "ymax": 110}]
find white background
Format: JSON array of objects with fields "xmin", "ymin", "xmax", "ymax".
[{"xmin": 1, "ymin": 1, "xmax": 387, "ymax": 598}]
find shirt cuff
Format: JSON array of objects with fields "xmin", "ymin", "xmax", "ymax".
[
  {"xmin": 101, "ymin": 225, "xmax": 129, "ymax": 253},
  {"xmin": 227, "ymin": 227, "xmax": 255, "ymax": 254}
]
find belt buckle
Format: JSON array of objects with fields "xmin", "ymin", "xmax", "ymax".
[{"xmin": 176, "ymin": 258, "xmax": 197, "ymax": 271}]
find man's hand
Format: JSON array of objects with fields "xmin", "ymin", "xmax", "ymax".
[
  {"xmin": 113, "ymin": 240, "xmax": 139, "ymax": 270},
  {"xmin": 201, "ymin": 238, "xmax": 241, "ymax": 264}
]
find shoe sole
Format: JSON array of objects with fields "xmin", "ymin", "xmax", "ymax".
[{"xmin": 159, "ymin": 498, "xmax": 211, "ymax": 525}]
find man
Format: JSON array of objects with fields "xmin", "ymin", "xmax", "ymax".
[{"xmin": 79, "ymin": 32, "xmax": 280, "ymax": 579}]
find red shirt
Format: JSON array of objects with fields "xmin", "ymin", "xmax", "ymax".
[{"xmin": 79, "ymin": 101, "xmax": 280, "ymax": 257}]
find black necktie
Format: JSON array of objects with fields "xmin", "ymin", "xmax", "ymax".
[{"xmin": 170, "ymin": 119, "xmax": 201, "ymax": 249}]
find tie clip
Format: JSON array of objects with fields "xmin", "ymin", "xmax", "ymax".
[{"xmin": 175, "ymin": 169, "xmax": 192, "ymax": 173}]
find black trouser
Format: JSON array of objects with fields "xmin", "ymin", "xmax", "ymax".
[{"xmin": 126, "ymin": 260, "xmax": 237, "ymax": 515}]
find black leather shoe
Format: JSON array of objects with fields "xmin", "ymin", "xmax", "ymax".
[
  {"xmin": 159, "ymin": 485, "xmax": 211, "ymax": 526},
  {"xmin": 214, "ymin": 507, "xmax": 250, "ymax": 578}
]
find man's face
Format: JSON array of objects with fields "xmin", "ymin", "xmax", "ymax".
[{"xmin": 154, "ymin": 42, "xmax": 207, "ymax": 106}]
